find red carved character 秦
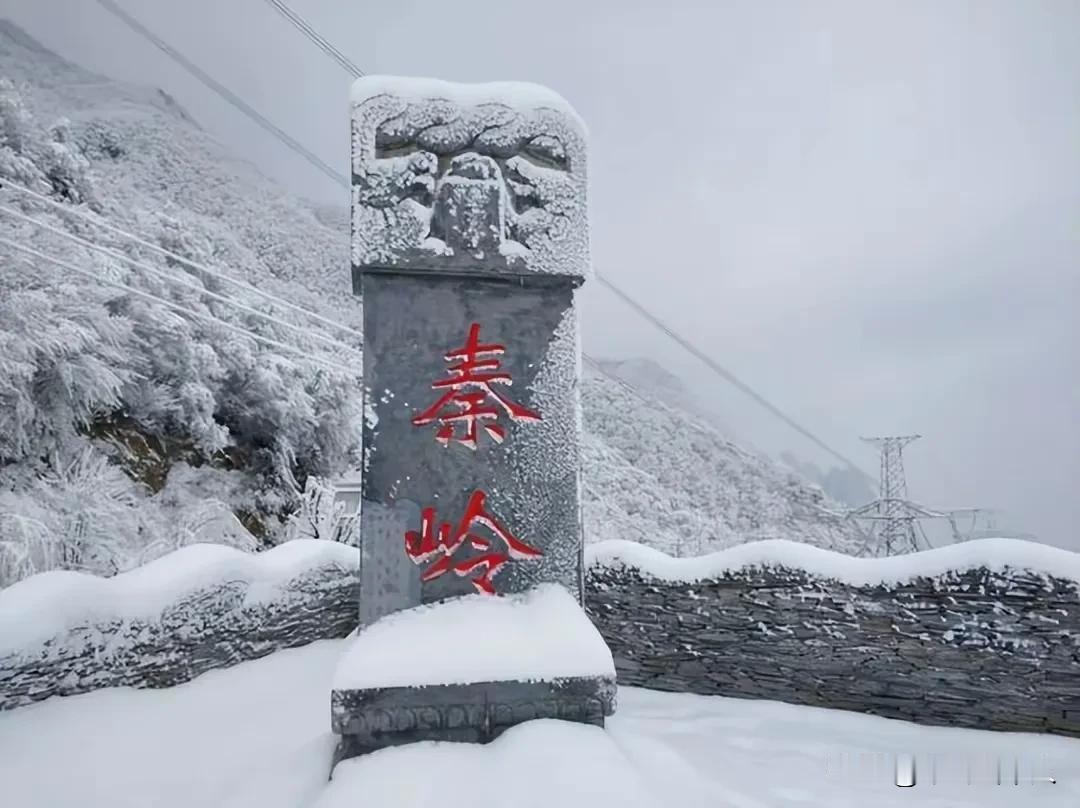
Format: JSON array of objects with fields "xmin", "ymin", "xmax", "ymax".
[{"xmin": 412, "ymin": 322, "xmax": 541, "ymax": 449}]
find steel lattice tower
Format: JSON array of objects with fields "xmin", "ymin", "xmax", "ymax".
[
  {"xmin": 860, "ymin": 435, "xmax": 922, "ymax": 555},
  {"xmin": 846, "ymin": 436, "xmax": 1009, "ymax": 552}
]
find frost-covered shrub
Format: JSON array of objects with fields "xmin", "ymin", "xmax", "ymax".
[
  {"xmin": 0, "ymin": 275, "xmax": 133, "ymax": 463},
  {"xmin": 0, "ymin": 512, "xmax": 53, "ymax": 586},
  {"xmin": 0, "ymin": 80, "xmax": 97, "ymax": 207},
  {"xmin": 0, "ymin": 78, "xmax": 39, "ymax": 188},
  {"xmin": 0, "ymin": 77, "xmax": 31, "ymax": 151},
  {"xmin": 40, "ymin": 118, "xmax": 97, "ymax": 205},
  {"xmin": 284, "ymin": 474, "xmax": 359, "ymax": 546},
  {"xmin": 0, "ymin": 446, "xmax": 143, "ymax": 582},
  {"xmin": 0, "ymin": 449, "xmax": 263, "ymax": 586}
]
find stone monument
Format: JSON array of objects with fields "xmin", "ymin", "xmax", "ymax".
[{"xmin": 331, "ymin": 76, "xmax": 615, "ymax": 761}]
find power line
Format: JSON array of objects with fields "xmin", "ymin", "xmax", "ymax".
[
  {"xmin": 595, "ymin": 274, "xmax": 874, "ymax": 479},
  {"xmin": 0, "ymin": 178, "xmax": 363, "ymax": 343},
  {"xmin": 262, "ymin": 0, "xmax": 365, "ymax": 77},
  {"xmin": 0, "ymin": 236, "xmax": 359, "ymax": 376},
  {"xmin": 97, "ymin": 0, "xmax": 872, "ymax": 482},
  {"xmin": 91, "ymin": 0, "xmax": 347, "ymax": 189},
  {"xmin": 0, "ymin": 203, "xmax": 363, "ymax": 361}
]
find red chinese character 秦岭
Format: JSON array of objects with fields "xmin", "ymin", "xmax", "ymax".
[
  {"xmin": 412, "ymin": 322, "xmax": 540, "ymax": 449},
  {"xmin": 404, "ymin": 489, "xmax": 542, "ymax": 594}
]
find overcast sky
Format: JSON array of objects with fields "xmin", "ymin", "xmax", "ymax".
[{"xmin": 6, "ymin": 0, "xmax": 1079, "ymax": 549}]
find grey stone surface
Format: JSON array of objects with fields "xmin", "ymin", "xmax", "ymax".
[
  {"xmin": 352, "ymin": 77, "xmax": 588, "ymax": 619},
  {"xmin": 0, "ymin": 564, "xmax": 358, "ymax": 712},
  {"xmin": 585, "ymin": 562, "xmax": 1080, "ymax": 738},
  {"xmin": 357, "ymin": 499, "xmax": 422, "ymax": 627},
  {"xmin": 330, "ymin": 675, "xmax": 616, "ymax": 760},
  {"xmin": 358, "ymin": 273, "xmax": 584, "ymax": 614}
]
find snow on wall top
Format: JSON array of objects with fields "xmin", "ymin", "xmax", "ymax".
[
  {"xmin": 332, "ymin": 583, "xmax": 614, "ymax": 690},
  {"xmin": 0, "ymin": 540, "xmax": 358, "ymax": 654},
  {"xmin": 587, "ymin": 537, "xmax": 1080, "ymax": 587},
  {"xmin": 351, "ymin": 75, "xmax": 589, "ymax": 279}
]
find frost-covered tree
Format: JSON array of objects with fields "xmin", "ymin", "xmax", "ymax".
[
  {"xmin": 285, "ymin": 474, "xmax": 359, "ymax": 546},
  {"xmin": 0, "ymin": 78, "xmax": 40, "ymax": 188},
  {"xmin": 0, "ymin": 446, "xmax": 143, "ymax": 581},
  {"xmin": 0, "ymin": 270, "xmax": 133, "ymax": 463},
  {"xmin": 40, "ymin": 117, "xmax": 97, "ymax": 205}
]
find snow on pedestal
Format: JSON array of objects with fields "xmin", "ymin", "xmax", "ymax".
[
  {"xmin": 330, "ymin": 584, "xmax": 616, "ymax": 760},
  {"xmin": 333, "ymin": 583, "xmax": 614, "ymax": 690}
]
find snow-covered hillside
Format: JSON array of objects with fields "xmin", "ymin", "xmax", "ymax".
[
  {"xmin": 584, "ymin": 359, "xmax": 868, "ymax": 555},
  {"xmin": 581, "ymin": 376, "xmax": 868, "ymax": 555},
  {"xmin": 0, "ymin": 20, "xmax": 868, "ymax": 586}
]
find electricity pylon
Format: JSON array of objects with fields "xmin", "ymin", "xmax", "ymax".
[{"xmin": 848, "ymin": 435, "xmax": 944, "ymax": 555}]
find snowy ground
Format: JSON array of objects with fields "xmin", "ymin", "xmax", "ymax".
[{"xmin": 0, "ymin": 639, "xmax": 1075, "ymax": 808}]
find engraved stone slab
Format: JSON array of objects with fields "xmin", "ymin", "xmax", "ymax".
[{"xmin": 351, "ymin": 76, "xmax": 590, "ymax": 616}]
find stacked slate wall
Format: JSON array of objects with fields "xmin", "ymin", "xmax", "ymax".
[
  {"xmin": 0, "ymin": 542, "xmax": 358, "ymax": 711},
  {"xmin": 584, "ymin": 543, "xmax": 1080, "ymax": 738},
  {"xmin": 2, "ymin": 537, "xmax": 1078, "ymax": 740}
]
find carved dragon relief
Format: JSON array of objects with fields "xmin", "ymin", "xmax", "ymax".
[{"xmin": 352, "ymin": 94, "xmax": 587, "ymax": 276}]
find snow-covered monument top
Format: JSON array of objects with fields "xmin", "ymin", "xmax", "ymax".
[{"xmin": 350, "ymin": 75, "xmax": 589, "ymax": 280}]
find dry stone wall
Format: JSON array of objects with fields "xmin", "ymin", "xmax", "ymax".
[
  {"xmin": 0, "ymin": 542, "xmax": 358, "ymax": 711},
  {"xmin": 3, "ymin": 536, "xmax": 1078, "ymax": 741},
  {"xmin": 585, "ymin": 541, "xmax": 1080, "ymax": 738}
]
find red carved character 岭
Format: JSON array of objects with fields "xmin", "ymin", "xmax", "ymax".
[
  {"xmin": 404, "ymin": 489, "xmax": 542, "ymax": 594},
  {"xmin": 412, "ymin": 322, "xmax": 540, "ymax": 449}
]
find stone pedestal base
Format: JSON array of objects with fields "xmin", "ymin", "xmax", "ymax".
[{"xmin": 331, "ymin": 675, "xmax": 616, "ymax": 762}]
